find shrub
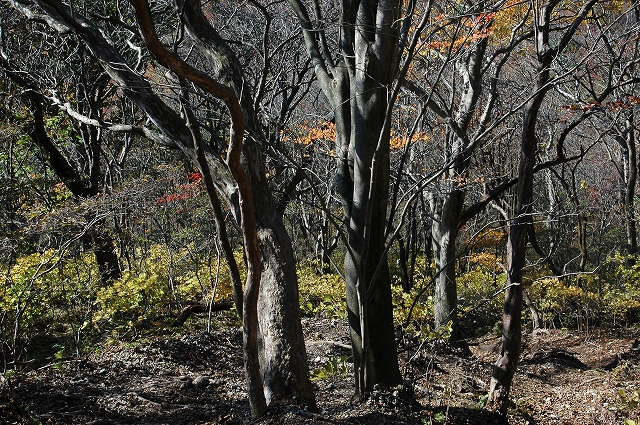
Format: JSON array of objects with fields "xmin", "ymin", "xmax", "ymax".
[
  {"xmin": 0, "ymin": 250, "xmax": 99, "ymax": 359},
  {"xmin": 297, "ymin": 262, "xmax": 346, "ymax": 318}
]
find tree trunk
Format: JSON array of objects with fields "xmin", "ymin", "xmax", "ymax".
[
  {"xmin": 252, "ymin": 175, "xmax": 316, "ymax": 408},
  {"xmin": 11, "ymin": 0, "xmax": 314, "ymax": 412},
  {"xmin": 487, "ymin": 39, "xmax": 547, "ymax": 424},
  {"xmin": 91, "ymin": 231, "xmax": 122, "ymax": 285},
  {"xmin": 620, "ymin": 114, "xmax": 638, "ymax": 255},
  {"xmin": 427, "ymin": 23, "xmax": 488, "ymax": 343},
  {"xmin": 486, "ymin": 1, "xmax": 598, "ymax": 413},
  {"xmin": 486, "ymin": 96, "xmax": 539, "ymax": 411},
  {"xmin": 431, "ymin": 189, "xmax": 464, "ymax": 341},
  {"xmin": 289, "ymin": 0, "xmax": 404, "ymax": 396},
  {"xmin": 344, "ymin": 123, "xmax": 402, "ymax": 393}
]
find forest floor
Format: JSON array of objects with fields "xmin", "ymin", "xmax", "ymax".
[{"xmin": 1, "ymin": 315, "xmax": 639, "ymax": 425}]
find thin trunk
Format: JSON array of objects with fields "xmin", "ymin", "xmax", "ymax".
[
  {"xmin": 487, "ymin": 37, "xmax": 549, "ymax": 422},
  {"xmin": 622, "ymin": 114, "xmax": 638, "ymax": 255},
  {"xmin": 487, "ymin": 1, "xmax": 597, "ymax": 413}
]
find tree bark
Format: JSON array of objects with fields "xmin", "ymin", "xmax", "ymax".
[
  {"xmin": 176, "ymin": 0, "xmax": 315, "ymax": 407},
  {"xmin": 427, "ymin": 15, "xmax": 489, "ymax": 342},
  {"xmin": 431, "ymin": 189, "xmax": 464, "ymax": 339},
  {"xmin": 129, "ymin": 1, "xmax": 268, "ymax": 416},
  {"xmin": 289, "ymin": 0, "xmax": 404, "ymax": 395},
  {"xmin": 487, "ymin": 0, "xmax": 598, "ymax": 414}
]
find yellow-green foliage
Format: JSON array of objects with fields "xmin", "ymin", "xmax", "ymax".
[
  {"xmin": 297, "ymin": 263, "xmax": 345, "ymax": 318},
  {"xmin": 392, "ymin": 284, "xmax": 434, "ymax": 326},
  {"xmin": 94, "ymin": 270, "xmax": 169, "ymax": 323},
  {"xmin": 389, "ymin": 254, "xmax": 436, "ymax": 326},
  {"xmin": 527, "ymin": 278, "xmax": 595, "ymax": 326},
  {"xmin": 523, "ymin": 253, "xmax": 640, "ymax": 327},
  {"xmin": 1, "ymin": 250, "xmax": 99, "ymax": 339},
  {"xmin": 94, "ymin": 244, "xmax": 238, "ymax": 326},
  {"xmin": 597, "ymin": 254, "xmax": 640, "ymax": 321}
]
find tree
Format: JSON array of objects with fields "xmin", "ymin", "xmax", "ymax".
[
  {"xmin": 0, "ymin": 16, "xmax": 124, "ymax": 285},
  {"xmin": 487, "ymin": 0, "xmax": 599, "ymax": 414},
  {"xmin": 5, "ymin": 0, "xmax": 315, "ymax": 412},
  {"xmin": 287, "ymin": 0, "xmax": 427, "ymax": 394}
]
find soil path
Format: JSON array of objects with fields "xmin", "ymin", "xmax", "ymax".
[{"xmin": 1, "ymin": 318, "xmax": 638, "ymax": 424}]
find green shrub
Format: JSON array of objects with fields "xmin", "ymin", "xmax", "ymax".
[
  {"xmin": 297, "ymin": 263, "xmax": 346, "ymax": 318},
  {"xmin": 0, "ymin": 250, "xmax": 99, "ymax": 358},
  {"xmin": 94, "ymin": 244, "xmax": 238, "ymax": 329}
]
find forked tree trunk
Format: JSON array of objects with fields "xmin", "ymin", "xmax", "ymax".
[
  {"xmin": 289, "ymin": 0, "xmax": 404, "ymax": 396},
  {"xmin": 129, "ymin": 2, "xmax": 268, "ymax": 416}
]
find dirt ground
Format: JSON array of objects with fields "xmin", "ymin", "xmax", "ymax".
[{"xmin": 1, "ymin": 316, "xmax": 638, "ymax": 425}]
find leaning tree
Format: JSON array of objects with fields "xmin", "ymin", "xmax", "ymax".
[{"xmin": 5, "ymin": 0, "xmax": 316, "ymax": 415}]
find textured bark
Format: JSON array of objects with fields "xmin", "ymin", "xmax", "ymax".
[
  {"xmin": 177, "ymin": 0, "xmax": 315, "ymax": 407},
  {"xmin": 128, "ymin": 1, "xmax": 268, "ymax": 416},
  {"xmin": 431, "ymin": 189, "xmax": 464, "ymax": 340},
  {"xmin": 428, "ymin": 20, "xmax": 489, "ymax": 342},
  {"xmin": 11, "ymin": 0, "xmax": 315, "ymax": 410},
  {"xmin": 289, "ymin": 0, "xmax": 404, "ymax": 395}
]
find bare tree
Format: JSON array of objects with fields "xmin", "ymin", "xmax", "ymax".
[{"xmin": 5, "ymin": 0, "xmax": 315, "ymax": 412}]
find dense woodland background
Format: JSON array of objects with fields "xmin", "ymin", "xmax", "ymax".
[{"xmin": 1, "ymin": 0, "xmax": 640, "ymax": 423}]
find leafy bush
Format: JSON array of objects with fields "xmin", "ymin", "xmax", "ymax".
[
  {"xmin": 457, "ymin": 266, "xmax": 505, "ymax": 336},
  {"xmin": 297, "ymin": 262, "xmax": 346, "ymax": 318},
  {"xmin": 392, "ymin": 283, "xmax": 435, "ymax": 327},
  {"xmin": 597, "ymin": 254, "xmax": 640, "ymax": 324},
  {"xmin": 94, "ymin": 269, "xmax": 169, "ymax": 325},
  {"xmin": 390, "ymin": 254, "xmax": 436, "ymax": 326},
  {"xmin": 0, "ymin": 250, "xmax": 99, "ymax": 359},
  {"xmin": 94, "ymin": 244, "xmax": 238, "ymax": 329}
]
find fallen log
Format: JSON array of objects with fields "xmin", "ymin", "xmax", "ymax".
[{"xmin": 173, "ymin": 302, "xmax": 234, "ymax": 326}]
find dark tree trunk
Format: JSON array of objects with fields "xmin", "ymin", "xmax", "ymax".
[
  {"xmin": 487, "ymin": 1, "xmax": 598, "ymax": 414},
  {"xmin": 91, "ymin": 231, "xmax": 123, "ymax": 285},
  {"xmin": 487, "ymin": 55, "xmax": 546, "ymax": 418},
  {"xmin": 289, "ymin": 0, "xmax": 404, "ymax": 396}
]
